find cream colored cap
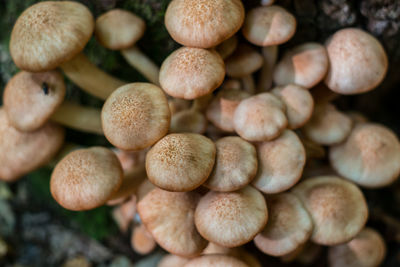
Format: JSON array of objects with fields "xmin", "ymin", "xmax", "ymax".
[
  {"xmin": 225, "ymin": 44, "xmax": 264, "ymax": 78},
  {"xmin": 184, "ymin": 254, "xmax": 249, "ymax": 267}
]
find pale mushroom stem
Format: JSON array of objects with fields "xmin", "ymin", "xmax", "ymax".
[
  {"xmin": 257, "ymin": 45, "xmax": 278, "ymax": 92},
  {"xmin": 108, "ymin": 166, "xmax": 147, "ymax": 202},
  {"xmin": 121, "ymin": 46, "xmax": 160, "ymax": 86},
  {"xmin": 241, "ymin": 75, "xmax": 256, "ymax": 94},
  {"xmin": 192, "ymin": 94, "xmax": 213, "ymax": 112},
  {"xmin": 60, "ymin": 53, "xmax": 126, "ymax": 100}
]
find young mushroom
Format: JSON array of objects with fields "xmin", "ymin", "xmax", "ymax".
[
  {"xmin": 216, "ymin": 35, "xmax": 239, "ymax": 60},
  {"xmin": 158, "ymin": 254, "xmax": 190, "ymax": 267},
  {"xmin": 183, "ymin": 254, "xmax": 249, "ymax": 267},
  {"xmin": 131, "ymin": 224, "xmax": 156, "ymax": 255}
]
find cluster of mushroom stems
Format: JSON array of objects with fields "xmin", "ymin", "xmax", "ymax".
[{"xmin": 1, "ymin": 0, "xmax": 399, "ymax": 266}]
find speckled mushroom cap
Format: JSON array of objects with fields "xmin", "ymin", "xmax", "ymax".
[
  {"xmin": 324, "ymin": 28, "xmax": 388, "ymax": 94},
  {"xmin": 3, "ymin": 70, "xmax": 66, "ymax": 132},
  {"xmin": 225, "ymin": 44, "xmax": 264, "ymax": 78},
  {"xmin": 292, "ymin": 176, "xmax": 368, "ymax": 245},
  {"xmin": 158, "ymin": 254, "xmax": 190, "ymax": 267},
  {"xmin": 252, "ymin": 130, "xmax": 306, "ymax": 194},
  {"xmin": 146, "ymin": 133, "xmax": 215, "ymax": 191},
  {"xmin": 0, "ymin": 109, "xmax": 64, "ymax": 182},
  {"xmin": 159, "ymin": 47, "xmax": 225, "ymax": 100},
  {"xmin": 330, "ymin": 123, "xmax": 400, "ymax": 188},
  {"xmin": 328, "ymin": 228, "xmax": 386, "ymax": 267},
  {"xmin": 165, "ymin": 0, "xmax": 245, "ymax": 48},
  {"xmin": 254, "ymin": 193, "xmax": 313, "ymax": 256},
  {"xmin": 184, "ymin": 254, "xmax": 249, "ymax": 267},
  {"xmin": 137, "ymin": 188, "xmax": 207, "ymax": 256},
  {"xmin": 272, "ymin": 85, "xmax": 314, "ymax": 129},
  {"xmin": 10, "ymin": 1, "xmax": 94, "ymax": 72},
  {"xmin": 302, "ymin": 103, "xmax": 352, "ymax": 145},
  {"xmin": 95, "ymin": 9, "xmax": 145, "ymax": 50},
  {"xmin": 50, "ymin": 147, "xmax": 123, "ymax": 211},
  {"xmin": 101, "ymin": 83, "xmax": 170, "ymax": 151},
  {"xmin": 242, "ymin": 5, "xmax": 296, "ymax": 46},
  {"xmin": 233, "ymin": 93, "xmax": 287, "ymax": 142},
  {"xmin": 204, "ymin": 137, "xmax": 257, "ymax": 192},
  {"xmin": 274, "ymin": 43, "xmax": 329, "ymax": 89},
  {"xmin": 170, "ymin": 109, "xmax": 208, "ymax": 134},
  {"xmin": 194, "ymin": 186, "xmax": 268, "ymax": 247}
]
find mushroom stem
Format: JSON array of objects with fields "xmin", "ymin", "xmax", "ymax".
[
  {"xmin": 60, "ymin": 53, "xmax": 126, "ymax": 100},
  {"xmin": 121, "ymin": 46, "xmax": 160, "ymax": 86},
  {"xmin": 257, "ymin": 45, "xmax": 278, "ymax": 92},
  {"xmin": 191, "ymin": 94, "xmax": 213, "ymax": 112},
  {"xmin": 241, "ymin": 75, "xmax": 255, "ymax": 94},
  {"xmin": 108, "ymin": 165, "xmax": 147, "ymax": 202}
]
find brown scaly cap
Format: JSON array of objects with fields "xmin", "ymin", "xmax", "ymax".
[
  {"xmin": 165, "ymin": 0, "xmax": 245, "ymax": 48},
  {"xmin": 50, "ymin": 147, "xmax": 123, "ymax": 211},
  {"xmin": 225, "ymin": 44, "xmax": 264, "ymax": 78},
  {"xmin": 10, "ymin": 1, "xmax": 94, "ymax": 72},
  {"xmin": 184, "ymin": 254, "xmax": 249, "ymax": 267}
]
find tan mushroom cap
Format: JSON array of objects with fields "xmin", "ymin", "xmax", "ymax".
[
  {"xmin": 160, "ymin": 47, "xmax": 225, "ymax": 100},
  {"xmin": 272, "ymin": 84, "xmax": 314, "ymax": 129},
  {"xmin": 101, "ymin": 83, "xmax": 170, "ymax": 151},
  {"xmin": 324, "ymin": 28, "xmax": 388, "ymax": 94},
  {"xmin": 195, "ymin": 186, "xmax": 268, "ymax": 247},
  {"xmin": 50, "ymin": 147, "xmax": 123, "ymax": 211},
  {"xmin": 328, "ymin": 228, "xmax": 386, "ymax": 267},
  {"xmin": 302, "ymin": 103, "xmax": 352, "ymax": 145},
  {"xmin": 204, "ymin": 137, "xmax": 258, "ymax": 192},
  {"xmin": 146, "ymin": 133, "xmax": 216, "ymax": 192},
  {"xmin": 137, "ymin": 188, "xmax": 207, "ymax": 256},
  {"xmin": 0, "ymin": 109, "xmax": 65, "ymax": 182},
  {"xmin": 131, "ymin": 224, "xmax": 156, "ymax": 255},
  {"xmin": 216, "ymin": 35, "xmax": 238, "ymax": 60},
  {"xmin": 206, "ymin": 89, "xmax": 250, "ymax": 132},
  {"xmin": 233, "ymin": 93, "xmax": 287, "ymax": 142},
  {"xmin": 330, "ymin": 123, "xmax": 400, "ymax": 188},
  {"xmin": 165, "ymin": 0, "xmax": 245, "ymax": 48},
  {"xmin": 225, "ymin": 44, "xmax": 264, "ymax": 78},
  {"xmin": 252, "ymin": 130, "xmax": 306, "ymax": 194},
  {"xmin": 170, "ymin": 109, "xmax": 208, "ymax": 134},
  {"xmin": 274, "ymin": 43, "xmax": 329, "ymax": 89},
  {"xmin": 158, "ymin": 254, "xmax": 190, "ymax": 267},
  {"xmin": 242, "ymin": 6, "xmax": 296, "ymax": 46},
  {"xmin": 95, "ymin": 9, "xmax": 145, "ymax": 50},
  {"xmin": 10, "ymin": 1, "xmax": 94, "ymax": 72},
  {"xmin": 254, "ymin": 193, "xmax": 313, "ymax": 256},
  {"xmin": 4, "ymin": 70, "xmax": 66, "ymax": 132},
  {"xmin": 292, "ymin": 176, "xmax": 368, "ymax": 245},
  {"xmin": 184, "ymin": 254, "xmax": 249, "ymax": 267}
]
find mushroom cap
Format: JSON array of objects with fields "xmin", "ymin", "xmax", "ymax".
[
  {"xmin": 10, "ymin": 1, "xmax": 94, "ymax": 72},
  {"xmin": 252, "ymin": 130, "xmax": 306, "ymax": 194},
  {"xmin": 216, "ymin": 35, "xmax": 238, "ymax": 60},
  {"xmin": 254, "ymin": 193, "xmax": 313, "ymax": 256},
  {"xmin": 131, "ymin": 224, "xmax": 156, "ymax": 255},
  {"xmin": 146, "ymin": 133, "xmax": 215, "ymax": 192},
  {"xmin": 272, "ymin": 84, "xmax": 314, "ymax": 129},
  {"xmin": 4, "ymin": 70, "xmax": 66, "ymax": 132},
  {"xmin": 328, "ymin": 227, "xmax": 386, "ymax": 267},
  {"xmin": 158, "ymin": 254, "xmax": 190, "ymax": 267},
  {"xmin": 330, "ymin": 123, "xmax": 400, "ymax": 188},
  {"xmin": 324, "ymin": 28, "xmax": 388, "ymax": 94},
  {"xmin": 274, "ymin": 43, "xmax": 329, "ymax": 89},
  {"xmin": 242, "ymin": 5, "xmax": 296, "ymax": 46},
  {"xmin": 184, "ymin": 254, "xmax": 249, "ymax": 267},
  {"xmin": 292, "ymin": 176, "xmax": 368, "ymax": 245},
  {"xmin": 50, "ymin": 147, "xmax": 123, "ymax": 211},
  {"xmin": 204, "ymin": 136, "xmax": 258, "ymax": 192},
  {"xmin": 195, "ymin": 186, "xmax": 268, "ymax": 247},
  {"xmin": 0, "ymin": 109, "xmax": 65, "ymax": 182},
  {"xmin": 225, "ymin": 44, "xmax": 264, "ymax": 78},
  {"xmin": 170, "ymin": 109, "xmax": 208, "ymax": 134},
  {"xmin": 233, "ymin": 93, "xmax": 287, "ymax": 142},
  {"xmin": 137, "ymin": 188, "xmax": 207, "ymax": 256},
  {"xmin": 101, "ymin": 83, "xmax": 170, "ymax": 151},
  {"xmin": 165, "ymin": 0, "xmax": 245, "ymax": 48},
  {"xmin": 159, "ymin": 47, "xmax": 225, "ymax": 100},
  {"xmin": 95, "ymin": 9, "xmax": 145, "ymax": 50}
]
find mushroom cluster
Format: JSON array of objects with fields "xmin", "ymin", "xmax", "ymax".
[{"xmin": 1, "ymin": 0, "xmax": 399, "ymax": 266}]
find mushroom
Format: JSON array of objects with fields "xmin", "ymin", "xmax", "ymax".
[
  {"xmin": 216, "ymin": 35, "xmax": 239, "ymax": 60},
  {"xmin": 111, "ymin": 196, "xmax": 136, "ymax": 232},
  {"xmin": 184, "ymin": 255, "xmax": 249, "ymax": 267},
  {"xmin": 131, "ymin": 224, "xmax": 156, "ymax": 255},
  {"xmin": 310, "ymin": 83, "xmax": 339, "ymax": 104},
  {"xmin": 257, "ymin": 45, "xmax": 278, "ymax": 92},
  {"xmin": 158, "ymin": 254, "xmax": 190, "ymax": 267}
]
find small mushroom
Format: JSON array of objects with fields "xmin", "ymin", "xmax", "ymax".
[
  {"xmin": 216, "ymin": 35, "xmax": 238, "ymax": 60},
  {"xmin": 183, "ymin": 254, "xmax": 249, "ymax": 267},
  {"xmin": 131, "ymin": 224, "xmax": 156, "ymax": 255},
  {"xmin": 257, "ymin": 45, "xmax": 278, "ymax": 92},
  {"xmin": 158, "ymin": 254, "xmax": 190, "ymax": 267}
]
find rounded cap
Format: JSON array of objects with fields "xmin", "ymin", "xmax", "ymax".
[
  {"xmin": 254, "ymin": 193, "xmax": 313, "ymax": 256},
  {"xmin": 4, "ymin": 70, "xmax": 66, "ymax": 131},
  {"xmin": 159, "ymin": 254, "xmax": 190, "ymax": 267},
  {"xmin": 137, "ymin": 188, "xmax": 207, "ymax": 256},
  {"xmin": 330, "ymin": 123, "xmax": 400, "ymax": 188},
  {"xmin": 273, "ymin": 43, "xmax": 329, "ymax": 89},
  {"xmin": 216, "ymin": 35, "xmax": 238, "ymax": 60},
  {"xmin": 160, "ymin": 47, "xmax": 225, "ymax": 100},
  {"xmin": 0, "ymin": 109, "xmax": 65, "ymax": 182},
  {"xmin": 204, "ymin": 136, "xmax": 257, "ymax": 192},
  {"xmin": 51, "ymin": 147, "xmax": 123, "ymax": 210},
  {"xmin": 225, "ymin": 44, "xmax": 264, "ymax": 78},
  {"xmin": 131, "ymin": 224, "xmax": 156, "ymax": 255},
  {"xmin": 184, "ymin": 255, "xmax": 249, "ymax": 267},
  {"xmin": 102, "ymin": 83, "xmax": 170, "ymax": 151},
  {"xmin": 233, "ymin": 93, "xmax": 287, "ymax": 142},
  {"xmin": 242, "ymin": 6, "xmax": 296, "ymax": 46},
  {"xmin": 324, "ymin": 28, "xmax": 388, "ymax": 94},
  {"xmin": 170, "ymin": 109, "xmax": 208, "ymax": 134},
  {"xmin": 195, "ymin": 186, "xmax": 268, "ymax": 247},
  {"xmin": 95, "ymin": 9, "xmax": 145, "ymax": 50},
  {"xmin": 292, "ymin": 176, "xmax": 368, "ymax": 245},
  {"xmin": 165, "ymin": 0, "xmax": 245, "ymax": 48},
  {"xmin": 10, "ymin": 1, "xmax": 94, "ymax": 72},
  {"xmin": 146, "ymin": 133, "xmax": 216, "ymax": 192},
  {"xmin": 252, "ymin": 130, "xmax": 306, "ymax": 194}
]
